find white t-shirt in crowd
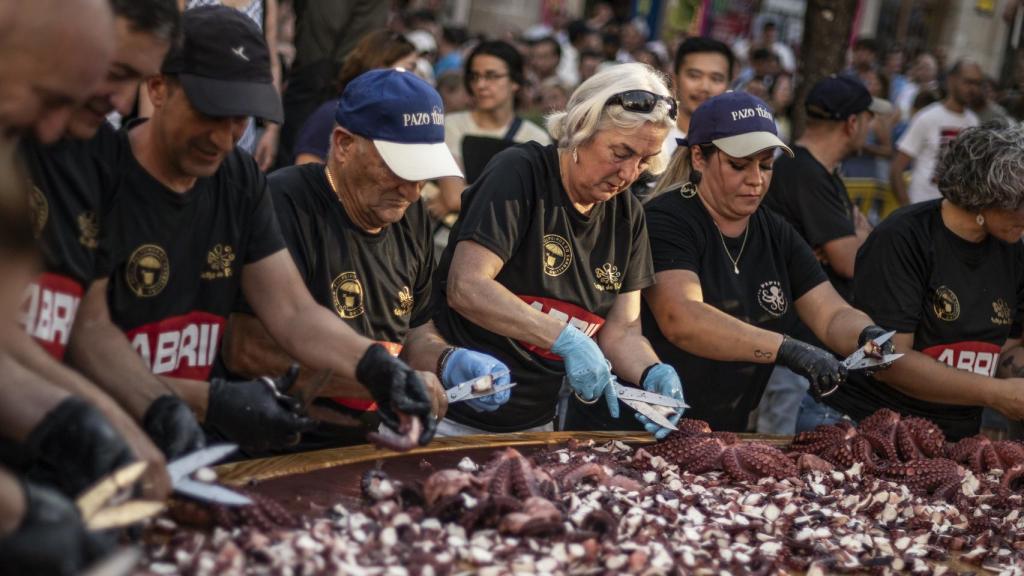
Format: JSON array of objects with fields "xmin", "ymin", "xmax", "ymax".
[
  {"xmin": 896, "ymin": 102, "xmax": 979, "ymax": 204},
  {"xmin": 444, "ymin": 111, "xmax": 551, "ymax": 167},
  {"xmin": 661, "ymin": 124, "xmax": 686, "ymax": 160}
]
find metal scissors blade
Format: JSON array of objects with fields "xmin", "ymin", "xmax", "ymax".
[
  {"xmin": 846, "ymin": 353, "xmax": 904, "ymax": 371},
  {"xmin": 613, "ymin": 382, "xmax": 689, "ymax": 409},
  {"xmin": 621, "ymin": 398, "xmax": 679, "ymax": 431},
  {"xmin": 167, "ymin": 444, "xmax": 239, "ymax": 485},
  {"xmin": 445, "ymin": 370, "xmax": 514, "ymax": 403},
  {"xmin": 841, "ymin": 330, "xmax": 898, "ymax": 370},
  {"xmin": 175, "ymin": 479, "xmax": 253, "ymax": 506}
]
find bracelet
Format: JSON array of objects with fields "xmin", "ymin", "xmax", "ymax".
[
  {"xmin": 639, "ymin": 363, "xmax": 662, "ymax": 387},
  {"xmin": 573, "ymin": 390, "xmax": 600, "ymax": 405},
  {"xmin": 436, "ymin": 346, "xmax": 457, "ymax": 379}
]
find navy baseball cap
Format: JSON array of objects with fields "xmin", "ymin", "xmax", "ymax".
[
  {"xmin": 805, "ymin": 74, "xmax": 892, "ymax": 120},
  {"xmin": 679, "ymin": 91, "xmax": 793, "ymax": 158},
  {"xmin": 162, "ymin": 5, "xmax": 283, "ymax": 123},
  {"xmin": 335, "ymin": 68, "xmax": 462, "ymax": 181}
]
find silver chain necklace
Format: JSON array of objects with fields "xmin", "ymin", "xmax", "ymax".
[{"xmin": 715, "ymin": 223, "xmax": 749, "ymax": 274}]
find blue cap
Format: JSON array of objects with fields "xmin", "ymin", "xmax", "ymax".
[
  {"xmin": 678, "ymin": 91, "xmax": 793, "ymax": 158},
  {"xmin": 335, "ymin": 68, "xmax": 462, "ymax": 181}
]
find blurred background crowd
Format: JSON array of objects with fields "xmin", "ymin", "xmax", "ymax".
[{"xmin": 222, "ymin": 0, "xmax": 1024, "ymax": 222}]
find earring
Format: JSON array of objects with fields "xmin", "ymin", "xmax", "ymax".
[
  {"xmin": 572, "ymin": 148, "xmax": 579, "ymax": 164},
  {"xmin": 977, "ymin": 213, "xmax": 986, "ymax": 227},
  {"xmin": 679, "ymin": 181, "xmax": 697, "ymax": 198}
]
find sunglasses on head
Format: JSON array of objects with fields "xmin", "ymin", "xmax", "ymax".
[{"xmin": 605, "ymin": 90, "xmax": 678, "ymax": 120}]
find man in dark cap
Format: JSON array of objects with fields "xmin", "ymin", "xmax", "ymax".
[{"xmin": 76, "ymin": 6, "xmax": 441, "ymax": 453}]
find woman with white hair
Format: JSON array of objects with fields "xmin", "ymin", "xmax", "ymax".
[
  {"xmin": 802, "ymin": 123, "xmax": 1024, "ymax": 440},
  {"xmin": 432, "ymin": 63, "xmax": 685, "ymax": 437},
  {"xmin": 642, "ymin": 91, "xmax": 892, "ymax": 432}
]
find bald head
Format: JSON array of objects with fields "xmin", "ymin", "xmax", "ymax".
[{"xmin": 0, "ymin": 0, "xmax": 114, "ymax": 143}]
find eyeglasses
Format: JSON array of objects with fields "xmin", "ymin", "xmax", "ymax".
[
  {"xmin": 605, "ymin": 90, "xmax": 678, "ymax": 120},
  {"xmin": 467, "ymin": 72, "xmax": 510, "ymax": 84}
]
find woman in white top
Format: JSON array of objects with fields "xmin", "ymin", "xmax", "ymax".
[{"xmin": 428, "ymin": 40, "xmax": 550, "ymax": 219}]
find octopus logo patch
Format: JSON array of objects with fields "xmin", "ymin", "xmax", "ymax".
[
  {"xmin": 200, "ymin": 244, "xmax": 236, "ymax": 280},
  {"xmin": 393, "ymin": 285, "xmax": 414, "ymax": 317},
  {"xmin": 593, "ymin": 263, "xmax": 622, "ymax": 292},
  {"xmin": 126, "ymin": 244, "xmax": 170, "ymax": 298},
  {"xmin": 542, "ymin": 234, "xmax": 572, "ymax": 277},
  {"xmin": 28, "ymin": 185, "xmax": 48, "ymax": 238},
  {"xmin": 77, "ymin": 211, "xmax": 99, "ymax": 249},
  {"xmin": 933, "ymin": 286, "xmax": 960, "ymax": 322},
  {"xmin": 331, "ymin": 272, "xmax": 364, "ymax": 319},
  {"xmin": 756, "ymin": 280, "xmax": 788, "ymax": 317},
  {"xmin": 992, "ymin": 298, "xmax": 1012, "ymax": 326}
]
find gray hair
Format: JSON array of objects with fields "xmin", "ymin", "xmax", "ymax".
[
  {"xmin": 546, "ymin": 62, "xmax": 675, "ymax": 174},
  {"xmin": 936, "ymin": 122, "xmax": 1024, "ymax": 212}
]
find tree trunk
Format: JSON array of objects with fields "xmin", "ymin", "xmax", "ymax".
[{"xmin": 791, "ymin": 0, "xmax": 859, "ymax": 139}]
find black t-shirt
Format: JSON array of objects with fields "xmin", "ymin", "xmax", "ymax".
[
  {"xmin": 824, "ymin": 200, "xmax": 1024, "ymax": 440},
  {"xmin": 763, "ymin": 145, "xmax": 855, "ymax": 301},
  {"xmin": 641, "ymin": 186, "xmax": 827, "ymax": 432},
  {"xmin": 17, "ymin": 126, "xmax": 121, "ymax": 359},
  {"xmin": 103, "ymin": 123, "xmax": 286, "ymax": 381},
  {"xmin": 267, "ymin": 163, "xmax": 434, "ymax": 410},
  {"xmin": 433, "ymin": 142, "xmax": 655, "ymax": 432}
]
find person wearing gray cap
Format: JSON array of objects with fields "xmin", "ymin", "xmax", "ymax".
[
  {"xmin": 75, "ymin": 6, "xmax": 442, "ymax": 453},
  {"xmin": 643, "ymin": 91, "xmax": 892, "ymax": 432}
]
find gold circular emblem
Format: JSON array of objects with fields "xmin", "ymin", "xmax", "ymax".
[
  {"xmin": 933, "ymin": 286, "xmax": 960, "ymax": 322},
  {"xmin": 542, "ymin": 234, "xmax": 572, "ymax": 277},
  {"xmin": 28, "ymin": 185, "xmax": 48, "ymax": 238},
  {"xmin": 126, "ymin": 244, "xmax": 170, "ymax": 298},
  {"xmin": 331, "ymin": 272, "xmax": 365, "ymax": 319}
]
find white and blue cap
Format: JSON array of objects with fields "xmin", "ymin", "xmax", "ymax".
[
  {"xmin": 678, "ymin": 91, "xmax": 793, "ymax": 158},
  {"xmin": 335, "ymin": 68, "xmax": 462, "ymax": 181}
]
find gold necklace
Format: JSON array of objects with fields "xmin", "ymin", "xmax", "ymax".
[
  {"xmin": 715, "ymin": 223, "xmax": 749, "ymax": 274},
  {"xmin": 324, "ymin": 165, "xmax": 339, "ymax": 194}
]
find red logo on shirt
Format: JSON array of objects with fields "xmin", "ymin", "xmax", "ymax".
[
  {"xmin": 126, "ymin": 312, "xmax": 225, "ymax": 380},
  {"xmin": 515, "ymin": 295, "xmax": 606, "ymax": 360},
  {"xmin": 19, "ymin": 273, "xmax": 85, "ymax": 360},
  {"xmin": 921, "ymin": 341, "xmax": 1001, "ymax": 376}
]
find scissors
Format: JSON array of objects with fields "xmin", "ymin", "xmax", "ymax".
[
  {"xmin": 168, "ymin": 444, "xmax": 252, "ymax": 506},
  {"xmin": 841, "ymin": 330, "xmax": 903, "ymax": 371},
  {"xmin": 445, "ymin": 370, "xmax": 517, "ymax": 404},
  {"xmin": 612, "ymin": 377, "xmax": 689, "ymax": 432},
  {"xmin": 818, "ymin": 331, "xmax": 903, "ymax": 397}
]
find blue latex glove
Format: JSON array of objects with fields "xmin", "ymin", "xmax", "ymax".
[
  {"xmin": 635, "ymin": 363, "xmax": 685, "ymax": 439},
  {"xmin": 550, "ymin": 324, "xmax": 619, "ymax": 418},
  {"xmin": 441, "ymin": 348, "xmax": 512, "ymax": 412}
]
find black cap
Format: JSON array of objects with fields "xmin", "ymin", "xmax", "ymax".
[
  {"xmin": 161, "ymin": 5, "xmax": 282, "ymax": 123},
  {"xmin": 805, "ymin": 74, "xmax": 892, "ymax": 121}
]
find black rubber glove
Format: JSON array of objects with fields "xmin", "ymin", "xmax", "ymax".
[
  {"xmin": 356, "ymin": 344, "xmax": 436, "ymax": 446},
  {"xmin": 142, "ymin": 394, "xmax": 206, "ymax": 460},
  {"xmin": 0, "ymin": 478, "xmax": 115, "ymax": 576},
  {"xmin": 776, "ymin": 336, "xmax": 848, "ymax": 400},
  {"xmin": 23, "ymin": 397, "xmax": 135, "ymax": 498},
  {"xmin": 206, "ymin": 365, "xmax": 315, "ymax": 452},
  {"xmin": 859, "ymin": 324, "xmax": 897, "ymax": 374}
]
